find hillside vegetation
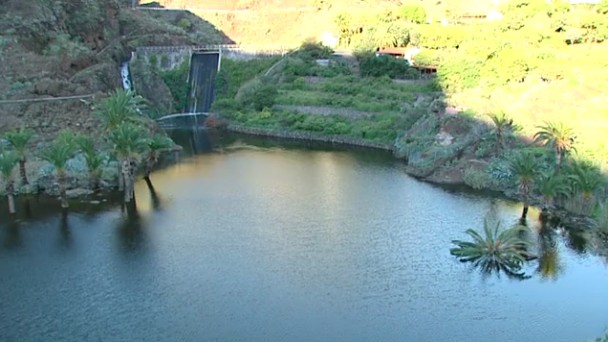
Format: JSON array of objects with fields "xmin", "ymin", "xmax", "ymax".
[
  {"xmin": 149, "ymin": 0, "xmax": 608, "ymax": 171},
  {"xmin": 0, "ymin": 0, "xmax": 225, "ymax": 139}
]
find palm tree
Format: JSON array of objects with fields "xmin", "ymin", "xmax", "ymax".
[
  {"xmin": 534, "ymin": 122, "xmax": 576, "ymax": 173},
  {"xmin": 144, "ymin": 134, "xmax": 174, "ymax": 181},
  {"xmin": 41, "ymin": 136, "xmax": 77, "ymax": 208},
  {"xmin": 509, "ymin": 152, "xmax": 540, "ymax": 221},
  {"xmin": 94, "ymin": 89, "xmax": 147, "ymax": 131},
  {"xmin": 537, "ymin": 173, "xmax": 570, "ymax": 211},
  {"xmin": 4, "ymin": 128, "xmax": 36, "ymax": 186},
  {"xmin": 0, "ymin": 150, "xmax": 19, "ymax": 214},
  {"xmin": 565, "ymin": 160, "xmax": 604, "ymax": 215},
  {"xmin": 109, "ymin": 122, "xmax": 149, "ymax": 203},
  {"xmin": 75, "ymin": 135, "xmax": 105, "ymax": 191},
  {"xmin": 488, "ymin": 112, "xmax": 518, "ymax": 154},
  {"xmin": 451, "ymin": 221, "xmax": 533, "ymax": 278}
]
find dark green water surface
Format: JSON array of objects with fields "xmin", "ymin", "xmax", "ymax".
[{"xmin": 0, "ymin": 130, "xmax": 606, "ymax": 341}]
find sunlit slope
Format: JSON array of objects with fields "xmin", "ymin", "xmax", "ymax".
[
  {"xmin": 449, "ymin": 43, "xmax": 608, "ymax": 165},
  {"xmin": 140, "ymin": 0, "xmax": 405, "ymax": 46}
]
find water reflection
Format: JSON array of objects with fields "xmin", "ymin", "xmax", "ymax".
[
  {"xmin": 537, "ymin": 223, "xmax": 562, "ymax": 280},
  {"xmin": 117, "ymin": 200, "xmax": 145, "ymax": 253},
  {"xmin": 169, "ymin": 126, "xmax": 214, "ymax": 155},
  {"xmin": 562, "ymin": 227, "xmax": 590, "ymax": 254},
  {"xmin": 22, "ymin": 197, "xmax": 32, "ymax": 219},
  {"xmin": 58, "ymin": 210, "xmax": 72, "ymax": 250},
  {"xmin": 3, "ymin": 218, "xmax": 22, "ymax": 249},
  {"xmin": 144, "ymin": 177, "xmax": 162, "ymax": 212}
]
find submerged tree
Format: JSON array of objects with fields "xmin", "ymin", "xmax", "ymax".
[
  {"xmin": 109, "ymin": 122, "xmax": 149, "ymax": 203},
  {"xmin": 451, "ymin": 221, "xmax": 533, "ymax": 278},
  {"xmin": 534, "ymin": 122, "xmax": 576, "ymax": 173},
  {"xmin": 41, "ymin": 135, "xmax": 77, "ymax": 209},
  {"xmin": 0, "ymin": 150, "xmax": 19, "ymax": 214},
  {"xmin": 509, "ymin": 152, "xmax": 540, "ymax": 221},
  {"xmin": 4, "ymin": 128, "xmax": 36, "ymax": 186}
]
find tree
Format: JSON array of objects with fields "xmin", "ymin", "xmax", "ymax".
[
  {"xmin": 94, "ymin": 89, "xmax": 146, "ymax": 131},
  {"xmin": 0, "ymin": 150, "xmax": 19, "ymax": 214},
  {"xmin": 537, "ymin": 173, "xmax": 570, "ymax": 211},
  {"xmin": 95, "ymin": 89, "xmax": 148, "ymax": 191},
  {"xmin": 399, "ymin": 4, "xmax": 427, "ymax": 24},
  {"xmin": 488, "ymin": 112, "xmax": 518, "ymax": 154},
  {"xmin": 41, "ymin": 136, "xmax": 78, "ymax": 209},
  {"xmin": 109, "ymin": 123, "xmax": 149, "ymax": 203},
  {"xmin": 565, "ymin": 160, "xmax": 604, "ymax": 214},
  {"xmin": 534, "ymin": 122, "xmax": 576, "ymax": 173},
  {"xmin": 4, "ymin": 128, "xmax": 36, "ymax": 186},
  {"xmin": 509, "ymin": 152, "xmax": 540, "ymax": 221},
  {"xmin": 144, "ymin": 134, "xmax": 173, "ymax": 181},
  {"xmin": 75, "ymin": 135, "xmax": 105, "ymax": 191},
  {"xmin": 450, "ymin": 221, "xmax": 533, "ymax": 278}
]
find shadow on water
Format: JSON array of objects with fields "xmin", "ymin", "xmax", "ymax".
[
  {"xmin": 3, "ymin": 218, "xmax": 22, "ymax": 249},
  {"xmin": 117, "ymin": 199, "xmax": 145, "ymax": 253},
  {"xmin": 144, "ymin": 177, "xmax": 162, "ymax": 212},
  {"xmin": 167, "ymin": 126, "xmax": 215, "ymax": 156},
  {"xmin": 58, "ymin": 210, "xmax": 72, "ymax": 250}
]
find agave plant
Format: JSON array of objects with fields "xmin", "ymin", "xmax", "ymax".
[
  {"xmin": 144, "ymin": 134, "xmax": 174, "ymax": 181},
  {"xmin": 41, "ymin": 135, "xmax": 78, "ymax": 208},
  {"xmin": 108, "ymin": 122, "xmax": 149, "ymax": 203},
  {"xmin": 451, "ymin": 221, "xmax": 533, "ymax": 278},
  {"xmin": 75, "ymin": 135, "xmax": 105, "ymax": 191},
  {"xmin": 0, "ymin": 150, "xmax": 20, "ymax": 214},
  {"xmin": 4, "ymin": 128, "xmax": 36, "ymax": 186},
  {"xmin": 534, "ymin": 122, "xmax": 576, "ymax": 173},
  {"xmin": 509, "ymin": 152, "xmax": 540, "ymax": 221}
]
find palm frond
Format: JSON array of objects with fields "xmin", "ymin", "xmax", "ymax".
[
  {"xmin": 0, "ymin": 150, "xmax": 19, "ymax": 178},
  {"xmin": 451, "ymin": 221, "xmax": 533, "ymax": 277}
]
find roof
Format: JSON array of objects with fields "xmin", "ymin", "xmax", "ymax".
[{"xmin": 377, "ymin": 47, "xmax": 409, "ymax": 55}]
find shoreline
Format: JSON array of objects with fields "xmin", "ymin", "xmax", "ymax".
[
  {"xmin": 222, "ymin": 121, "xmax": 599, "ymax": 231},
  {"xmin": 225, "ymin": 123, "xmax": 394, "ymax": 151}
]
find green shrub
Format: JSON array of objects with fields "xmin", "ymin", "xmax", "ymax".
[
  {"xmin": 159, "ymin": 60, "xmax": 189, "ymax": 111},
  {"xmin": 359, "ymin": 54, "xmax": 418, "ymax": 79},
  {"xmin": 294, "ymin": 41, "xmax": 334, "ymax": 60},
  {"xmin": 464, "ymin": 168, "xmax": 492, "ymax": 190},
  {"xmin": 399, "ymin": 4, "xmax": 427, "ymax": 24},
  {"xmin": 176, "ymin": 18, "xmax": 192, "ymax": 31}
]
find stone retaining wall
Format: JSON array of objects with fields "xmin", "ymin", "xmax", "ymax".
[{"xmin": 226, "ymin": 123, "xmax": 394, "ymax": 151}]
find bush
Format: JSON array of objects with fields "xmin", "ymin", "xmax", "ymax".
[
  {"xmin": 294, "ymin": 41, "xmax": 334, "ymax": 61},
  {"xmin": 464, "ymin": 168, "xmax": 492, "ymax": 190},
  {"xmin": 359, "ymin": 54, "xmax": 418, "ymax": 79},
  {"xmin": 251, "ymin": 83, "xmax": 278, "ymax": 111},
  {"xmin": 399, "ymin": 4, "xmax": 427, "ymax": 24},
  {"xmin": 160, "ymin": 60, "xmax": 189, "ymax": 111}
]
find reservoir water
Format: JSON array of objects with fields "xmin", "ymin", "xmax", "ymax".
[{"xmin": 1, "ymin": 130, "xmax": 606, "ymax": 341}]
